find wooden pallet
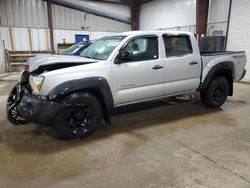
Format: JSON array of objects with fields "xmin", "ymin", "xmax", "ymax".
[
  {"xmin": 10, "ymin": 62, "xmax": 28, "ymax": 66},
  {"xmin": 9, "ymin": 54, "xmax": 37, "ymax": 57},
  {"xmin": 5, "ymin": 51, "xmax": 51, "ymax": 72},
  {"xmin": 7, "ymin": 53, "xmax": 36, "ymax": 72}
]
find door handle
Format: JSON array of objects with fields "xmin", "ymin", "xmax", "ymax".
[
  {"xmin": 152, "ymin": 65, "xmax": 163, "ymax": 70},
  {"xmin": 189, "ymin": 61, "xmax": 198, "ymax": 65}
]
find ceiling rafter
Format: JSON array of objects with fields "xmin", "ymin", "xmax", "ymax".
[{"xmin": 84, "ymin": 0, "xmax": 155, "ymax": 5}]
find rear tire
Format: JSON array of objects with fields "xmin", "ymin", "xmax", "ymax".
[
  {"xmin": 200, "ymin": 77, "xmax": 229, "ymax": 108},
  {"xmin": 53, "ymin": 93, "xmax": 102, "ymax": 140}
]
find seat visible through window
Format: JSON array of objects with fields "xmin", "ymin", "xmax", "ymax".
[{"xmin": 163, "ymin": 35, "xmax": 193, "ymax": 57}]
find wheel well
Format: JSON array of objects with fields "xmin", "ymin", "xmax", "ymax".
[
  {"xmin": 83, "ymin": 88, "xmax": 106, "ymax": 107},
  {"xmin": 214, "ymin": 69, "xmax": 233, "ymax": 96},
  {"xmin": 77, "ymin": 88, "xmax": 111, "ymax": 124}
]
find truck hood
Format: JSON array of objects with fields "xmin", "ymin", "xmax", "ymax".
[{"xmin": 27, "ymin": 54, "xmax": 97, "ymax": 73}]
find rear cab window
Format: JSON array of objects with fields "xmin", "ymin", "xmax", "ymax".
[{"xmin": 163, "ymin": 34, "xmax": 193, "ymax": 57}]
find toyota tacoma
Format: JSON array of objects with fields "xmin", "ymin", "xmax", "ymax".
[{"xmin": 6, "ymin": 31, "xmax": 247, "ymax": 139}]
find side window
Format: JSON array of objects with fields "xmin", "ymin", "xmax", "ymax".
[
  {"xmin": 122, "ymin": 36, "xmax": 158, "ymax": 62},
  {"xmin": 163, "ymin": 35, "xmax": 193, "ymax": 57}
]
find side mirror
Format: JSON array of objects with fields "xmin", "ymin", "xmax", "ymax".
[{"xmin": 115, "ymin": 51, "xmax": 133, "ymax": 64}]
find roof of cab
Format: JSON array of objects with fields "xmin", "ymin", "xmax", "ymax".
[{"xmin": 120, "ymin": 30, "xmax": 193, "ymax": 37}]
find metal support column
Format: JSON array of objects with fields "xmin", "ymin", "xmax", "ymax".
[
  {"xmin": 196, "ymin": 0, "xmax": 209, "ymax": 42},
  {"xmin": 47, "ymin": 0, "xmax": 55, "ymax": 53},
  {"xmin": 130, "ymin": 1, "xmax": 140, "ymax": 30}
]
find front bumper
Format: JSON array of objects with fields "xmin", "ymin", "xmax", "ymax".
[{"xmin": 6, "ymin": 83, "xmax": 65, "ymax": 125}]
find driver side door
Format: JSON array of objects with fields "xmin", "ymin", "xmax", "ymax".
[{"xmin": 112, "ymin": 35, "xmax": 164, "ymax": 106}]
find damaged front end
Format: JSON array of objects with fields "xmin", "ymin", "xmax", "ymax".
[
  {"xmin": 6, "ymin": 69, "xmax": 64, "ymax": 125},
  {"xmin": 6, "ymin": 69, "xmax": 30, "ymax": 125},
  {"xmin": 6, "ymin": 83, "xmax": 29, "ymax": 125}
]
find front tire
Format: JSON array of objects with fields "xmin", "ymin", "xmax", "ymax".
[
  {"xmin": 53, "ymin": 93, "xmax": 103, "ymax": 140},
  {"xmin": 200, "ymin": 77, "xmax": 229, "ymax": 108}
]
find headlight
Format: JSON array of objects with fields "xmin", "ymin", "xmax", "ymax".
[{"xmin": 29, "ymin": 75, "xmax": 45, "ymax": 92}]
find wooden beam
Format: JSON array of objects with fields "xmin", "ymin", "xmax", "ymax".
[
  {"xmin": 8, "ymin": 27, "xmax": 15, "ymax": 51},
  {"xmin": 45, "ymin": 29, "xmax": 50, "ymax": 51},
  {"xmin": 130, "ymin": 1, "xmax": 140, "ymax": 30},
  {"xmin": 47, "ymin": 0, "xmax": 55, "ymax": 53},
  {"xmin": 28, "ymin": 28, "xmax": 33, "ymax": 51}
]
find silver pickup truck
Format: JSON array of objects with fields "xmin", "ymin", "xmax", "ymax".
[{"xmin": 6, "ymin": 30, "xmax": 247, "ymax": 139}]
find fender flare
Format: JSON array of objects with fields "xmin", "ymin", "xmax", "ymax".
[
  {"xmin": 199, "ymin": 61, "xmax": 235, "ymax": 91},
  {"xmin": 48, "ymin": 77, "xmax": 114, "ymax": 115}
]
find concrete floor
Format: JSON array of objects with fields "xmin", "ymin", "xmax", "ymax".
[{"xmin": 0, "ymin": 81, "xmax": 250, "ymax": 188}]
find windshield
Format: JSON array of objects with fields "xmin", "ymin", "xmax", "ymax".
[
  {"xmin": 62, "ymin": 43, "xmax": 87, "ymax": 55},
  {"xmin": 80, "ymin": 36, "xmax": 126, "ymax": 60}
]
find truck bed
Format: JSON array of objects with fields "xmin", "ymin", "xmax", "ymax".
[
  {"xmin": 200, "ymin": 50, "xmax": 245, "ymax": 56},
  {"xmin": 200, "ymin": 50, "xmax": 247, "ymax": 82}
]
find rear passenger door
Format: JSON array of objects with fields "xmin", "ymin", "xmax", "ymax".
[{"xmin": 162, "ymin": 34, "xmax": 201, "ymax": 95}]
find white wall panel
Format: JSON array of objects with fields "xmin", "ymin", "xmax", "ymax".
[
  {"xmin": 83, "ymin": 0, "xmax": 130, "ymax": 19},
  {"xmin": 19, "ymin": 0, "xmax": 27, "ymax": 27},
  {"xmin": 208, "ymin": 0, "xmax": 230, "ymax": 23},
  {"xmin": 53, "ymin": 29, "xmax": 116, "ymax": 51},
  {"xmin": 0, "ymin": 27, "xmax": 48, "ymax": 51},
  {"xmin": 0, "ymin": 27, "xmax": 11, "ymax": 50},
  {"xmin": 140, "ymin": 0, "xmax": 196, "ymax": 30},
  {"xmin": 0, "ymin": 0, "xmax": 48, "ymax": 28},
  {"xmin": 37, "ymin": 0, "xmax": 48, "ymax": 27},
  {"xmin": 13, "ymin": 27, "xmax": 29, "ymax": 51},
  {"xmin": 0, "ymin": 0, "xmax": 130, "ymax": 32},
  {"xmin": 31, "ymin": 29, "xmax": 39, "ymax": 51},
  {"xmin": 37, "ymin": 29, "xmax": 49, "ymax": 51},
  {"xmin": 0, "ymin": 26, "xmax": 118, "ymax": 52},
  {"xmin": 0, "ymin": 0, "xmax": 130, "ymax": 61},
  {"xmin": 207, "ymin": 0, "xmax": 230, "ymax": 35},
  {"xmin": 4, "ymin": 0, "xmax": 15, "ymax": 26},
  {"xmin": 52, "ymin": 4, "xmax": 130, "ymax": 31},
  {"xmin": 0, "ymin": 30, "xmax": 5, "ymax": 72},
  {"xmin": 12, "ymin": 0, "xmax": 21, "ymax": 26},
  {"xmin": 227, "ymin": 0, "xmax": 250, "ymax": 81},
  {"xmin": 0, "ymin": 0, "xmax": 8, "ymax": 26}
]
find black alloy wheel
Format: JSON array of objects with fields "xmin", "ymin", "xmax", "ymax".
[
  {"xmin": 53, "ymin": 92, "xmax": 102, "ymax": 139},
  {"xmin": 200, "ymin": 77, "xmax": 229, "ymax": 108}
]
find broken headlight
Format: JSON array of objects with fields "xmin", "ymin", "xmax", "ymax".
[{"xmin": 29, "ymin": 75, "xmax": 45, "ymax": 92}]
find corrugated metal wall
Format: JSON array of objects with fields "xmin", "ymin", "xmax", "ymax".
[
  {"xmin": 0, "ymin": 0, "xmax": 48, "ymax": 28},
  {"xmin": 0, "ymin": 0, "xmax": 130, "ymax": 31},
  {"xmin": 83, "ymin": 0, "xmax": 130, "ymax": 19},
  {"xmin": 139, "ymin": 0, "xmax": 196, "ymax": 31},
  {"xmin": 0, "ymin": 26, "xmax": 118, "ymax": 51},
  {"xmin": 52, "ymin": 4, "xmax": 129, "ymax": 32},
  {"xmin": 0, "ymin": 0, "xmax": 130, "ymax": 51},
  {"xmin": 0, "ymin": 0, "xmax": 130, "ymax": 72}
]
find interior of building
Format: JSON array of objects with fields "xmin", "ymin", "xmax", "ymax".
[{"xmin": 0, "ymin": 0, "xmax": 250, "ymax": 187}]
